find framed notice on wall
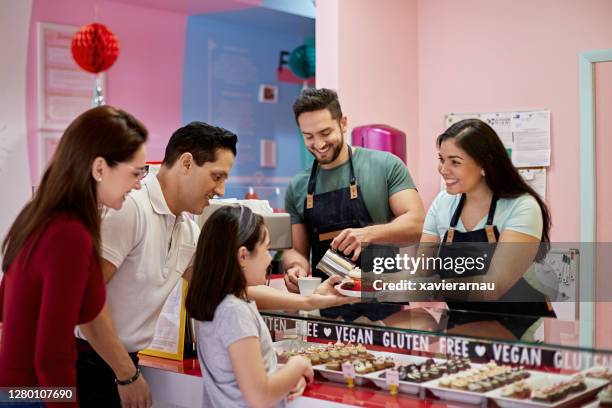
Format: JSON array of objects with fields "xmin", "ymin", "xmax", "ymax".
[
  {"xmin": 37, "ymin": 23, "xmax": 105, "ymax": 130},
  {"xmin": 445, "ymin": 110, "xmax": 551, "ymax": 168}
]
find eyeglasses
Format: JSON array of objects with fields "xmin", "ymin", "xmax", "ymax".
[{"xmin": 127, "ymin": 164, "xmax": 150, "ymax": 180}]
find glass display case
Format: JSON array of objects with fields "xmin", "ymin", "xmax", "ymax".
[{"xmin": 257, "ymin": 306, "xmax": 612, "ymax": 407}]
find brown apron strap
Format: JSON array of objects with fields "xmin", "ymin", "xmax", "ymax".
[
  {"xmin": 446, "ymin": 227, "xmax": 455, "ymax": 243},
  {"xmin": 306, "ymin": 193, "xmax": 314, "ymax": 209},
  {"xmin": 349, "ymin": 183, "xmax": 358, "ymax": 200},
  {"xmin": 319, "ymin": 229, "xmax": 343, "ymax": 242},
  {"xmin": 485, "ymin": 225, "xmax": 497, "ymax": 243}
]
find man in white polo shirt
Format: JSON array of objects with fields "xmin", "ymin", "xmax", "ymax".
[{"xmin": 76, "ymin": 122, "xmax": 237, "ymax": 408}]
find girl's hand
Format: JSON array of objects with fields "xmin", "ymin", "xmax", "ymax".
[
  {"xmin": 287, "ymin": 355, "xmax": 314, "ymax": 383},
  {"xmin": 287, "ymin": 377, "xmax": 307, "ymax": 402}
]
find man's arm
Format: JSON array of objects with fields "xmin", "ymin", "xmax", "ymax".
[
  {"xmin": 282, "ymin": 224, "xmax": 311, "ymax": 293},
  {"xmin": 367, "ymin": 188, "xmax": 425, "ymax": 242},
  {"xmin": 332, "ymin": 189, "xmax": 426, "ymax": 259},
  {"xmin": 78, "ymin": 260, "xmax": 151, "ymax": 407}
]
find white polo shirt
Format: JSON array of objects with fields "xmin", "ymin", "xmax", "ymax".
[{"xmin": 77, "ymin": 174, "xmax": 199, "ymax": 352}]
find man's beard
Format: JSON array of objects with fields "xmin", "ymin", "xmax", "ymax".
[{"xmin": 310, "ymin": 136, "xmax": 344, "ymax": 165}]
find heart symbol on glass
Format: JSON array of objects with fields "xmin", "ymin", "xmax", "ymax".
[
  {"xmin": 475, "ymin": 345, "xmax": 487, "ymax": 357},
  {"xmin": 323, "ymin": 327, "xmax": 332, "ymax": 337}
]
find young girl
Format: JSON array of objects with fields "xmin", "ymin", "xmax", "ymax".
[{"xmin": 186, "ymin": 205, "xmax": 313, "ymax": 408}]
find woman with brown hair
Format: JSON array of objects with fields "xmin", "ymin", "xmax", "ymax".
[
  {"xmin": 421, "ymin": 118, "xmax": 555, "ymax": 340},
  {"xmin": 0, "ymin": 106, "xmax": 148, "ymax": 404}
]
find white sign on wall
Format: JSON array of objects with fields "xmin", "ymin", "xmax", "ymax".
[
  {"xmin": 0, "ymin": 0, "xmax": 34, "ymax": 261},
  {"xmin": 445, "ymin": 110, "xmax": 551, "ymax": 168}
]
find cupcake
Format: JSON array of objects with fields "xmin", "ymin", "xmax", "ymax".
[
  {"xmin": 319, "ymin": 350, "xmax": 330, "ymax": 362},
  {"xmin": 468, "ymin": 382, "xmax": 484, "ymax": 393},
  {"xmin": 354, "ymin": 361, "xmax": 368, "ymax": 375},
  {"xmin": 480, "ymin": 380, "xmax": 493, "ymax": 392},
  {"xmin": 451, "ymin": 378, "xmax": 468, "ymax": 390},
  {"xmin": 329, "ymin": 349, "xmax": 340, "ymax": 360},
  {"xmin": 438, "ymin": 376, "xmax": 452, "ymax": 388},
  {"xmin": 384, "ymin": 356, "xmax": 395, "ymax": 368},
  {"xmin": 429, "ymin": 367, "xmax": 441, "ymax": 379},
  {"xmin": 356, "ymin": 344, "xmax": 367, "ymax": 356},
  {"xmin": 339, "ymin": 349, "xmax": 350, "ymax": 360},
  {"xmin": 326, "ymin": 360, "xmax": 341, "ymax": 371},
  {"xmin": 406, "ymin": 373, "xmax": 421, "ymax": 383},
  {"xmin": 309, "ymin": 353, "xmax": 321, "ymax": 365},
  {"xmin": 373, "ymin": 357, "xmax": 385, "ymax": 371},
  {"xmin": 501, "ymin": 385, "xmax": 515, "ymax": 398},
  {"xmin": 365, "ymin": 361, "xmax": 374, "ymax": 373},
  {"xmin": 513, "ymin": 382, "xmax": 531, "ymax": 399}
]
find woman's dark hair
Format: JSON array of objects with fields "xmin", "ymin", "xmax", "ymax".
[
  {"xmin": 2, "ymin": 106, "xmax": 148, "ymax": 272},
  {"xmin": 437, "ymin": 119, "xmax": 551, "ymax": 261},
  {"xmin": 186, "ymin": 205, "xmax": 265, "ymax": 321}
]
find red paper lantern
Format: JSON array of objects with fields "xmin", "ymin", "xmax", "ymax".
[{"xmin": 71, "ymin": 23, "xmax": 119, "ymax": 74}]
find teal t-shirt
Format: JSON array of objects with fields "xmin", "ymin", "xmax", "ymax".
[
  {"xmin": 423, "ymin": 191, "xmax": 543, "ymax": 239},
  {"xmin": 285, "ymin": 147, "xmax": 416, "ymax": 225}
]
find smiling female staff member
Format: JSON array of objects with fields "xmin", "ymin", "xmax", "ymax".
[{"xmin": 421, "ymin": 118, "xmax": 555, "ymax": 340}]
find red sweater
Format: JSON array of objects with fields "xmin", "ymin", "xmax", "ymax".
[{"xmin": 0, "ymin": 215, "xmax": 105, "ymax": 403}]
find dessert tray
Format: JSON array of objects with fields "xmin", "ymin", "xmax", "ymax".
[{"xmin": 487, "ymin": 373, "xmax": 609, "ymax": 408}]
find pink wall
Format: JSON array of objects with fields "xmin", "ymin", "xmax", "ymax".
[
  {"xmin": 27, "ymin": 0, "xmax": 187, "ymax": 184},
  {"xmin": 417, "ymin": 0, "xmax": 612, "ymax": 241},
  {"xmin": 316, "ymin": 0, "xmax": 420, "ymax": 179},
  {"xmin": 595, "ymin": 61, "xmax": 612, "ymax": 349}
]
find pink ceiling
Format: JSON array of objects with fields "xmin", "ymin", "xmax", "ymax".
[{"xmin": 106, "ymin": 0, "xmax": 262, "ymax": 15}]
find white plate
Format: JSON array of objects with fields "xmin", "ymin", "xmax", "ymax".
[
  {"xmin": 363, "ymin": 356, "xmax": 448, "ymax": 395},
  {"xmin": 425, "ymin": 369, "xmax": 541, "ymax": 406},
  {"xmin": 487, "ymin": 373, "xmax": 609, "ymax": 408},
  {"xmin": 314, "ymin": 364, "xmax": 380, "ymax": 386}
]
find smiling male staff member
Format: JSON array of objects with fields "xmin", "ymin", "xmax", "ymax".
[{"xmin": 283, "ymin": 88, "xmax": 426, "ymax": 322}]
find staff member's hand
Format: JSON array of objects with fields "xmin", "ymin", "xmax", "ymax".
[
  {"xmin": 331, "ymin": 227, "xmax": 370, "ymax": 261},
  {"xmin": 284, "ymin": 264, "xmax": 308, "ymax": 293},
  {"xmin": 315, "ymin": 275, "xmax": 343, "ymax": 295}
]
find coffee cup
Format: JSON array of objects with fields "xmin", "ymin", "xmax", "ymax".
[{"xmin": 297, "ymin": 276, "xmax": 322, "ymax": 296}]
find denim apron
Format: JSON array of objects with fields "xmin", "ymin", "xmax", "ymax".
[
  {"xmin": 304, "ymin": 147, "xmax": 401, "ymax": 321},
  {"xmin": 437, "ymin": 194, "xmax": 555, "ymax": 338}
]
